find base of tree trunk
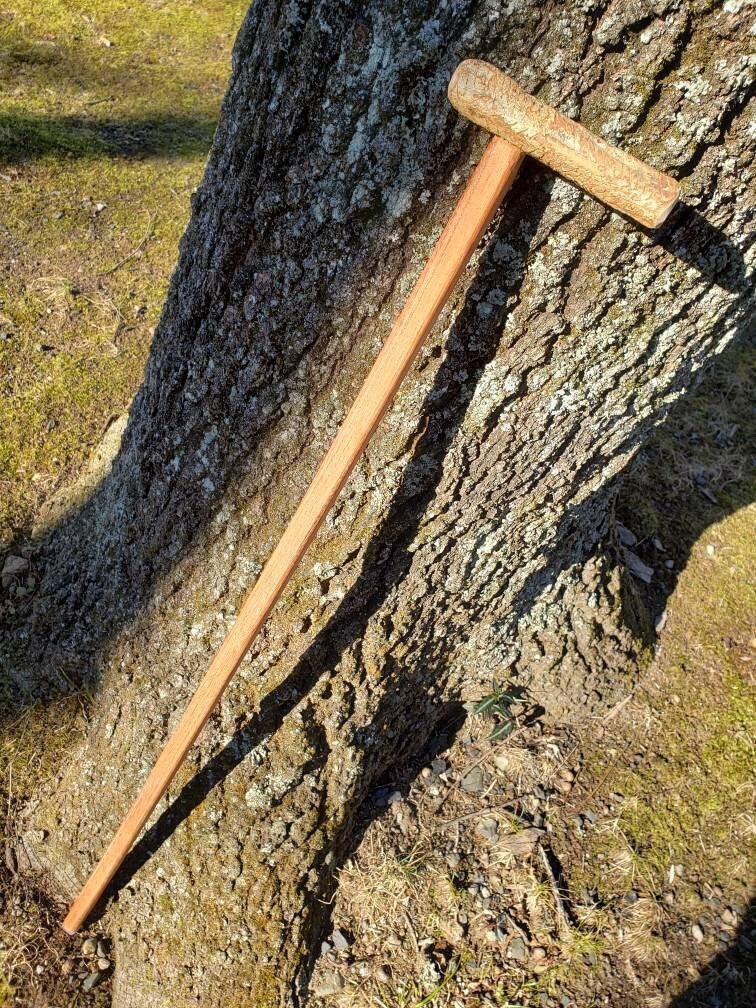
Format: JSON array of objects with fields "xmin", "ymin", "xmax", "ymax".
[{"xmin": 4, "ymin": 0, "xmax": 752, "ymax": 1002}]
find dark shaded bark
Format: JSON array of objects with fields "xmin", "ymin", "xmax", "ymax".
[{"xmin": 4, "ymin": 0, "xmax": 753, "ymax": 1004}]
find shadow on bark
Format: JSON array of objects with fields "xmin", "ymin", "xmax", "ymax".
[
  {"xmin": 76, "ymin": 195, "xmax": 752, "ymax": 977},
  {"xmin": 0, "ymin": 131, "xmax": 752, "ymax": 1004}
]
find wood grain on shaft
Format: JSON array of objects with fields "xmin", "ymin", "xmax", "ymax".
[
  {"xmin": 61, "ymin": 135, "xmax": 524, "ymax": 935},
  {"xmin": 448, "ymin": 59, "xmax": 680, "ymax": 229}
]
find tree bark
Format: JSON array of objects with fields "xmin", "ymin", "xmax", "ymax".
[{"xmin": 7, "ymin": 0, "xmax": 753, "ymax": 1005}]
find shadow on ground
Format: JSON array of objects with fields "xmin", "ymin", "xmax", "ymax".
[
  {"xmin": 670, "ymin": 897, "xmax": 756, "ymax": 1008},
  {"xmin": 0, "ymin": 113, "xmax": 219, "ymax": 162}
]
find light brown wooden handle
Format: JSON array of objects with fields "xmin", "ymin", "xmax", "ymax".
[
  {"xmin": 61, "ymin": 136, "xmax": 524, "ymax": 935},
  {"xmin": 448, "ymin": 59, "xmax": 680, "ymax": 229}
]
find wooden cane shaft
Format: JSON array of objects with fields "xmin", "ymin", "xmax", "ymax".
[
  {"xmin": 61, "ymin": 135, "xmax": 524, "ymax": 934},
  {"xmin": 448, "ymin": 60, "xmax": 680, "ymax": 229}
]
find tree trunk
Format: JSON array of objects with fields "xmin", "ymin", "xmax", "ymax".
[{"xmin": 7, "ymin": 0, "xmax": 753, "ymax": 1004}]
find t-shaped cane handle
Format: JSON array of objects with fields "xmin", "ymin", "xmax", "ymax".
[
  {"xmin": 449, "ymin": 59, "xmax": 680, "ymax": 228},
  {"xmin": 61, "ymin": 62, "xmax": 679, "ymax": 935}
]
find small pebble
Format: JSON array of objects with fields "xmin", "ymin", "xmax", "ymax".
[
  {"xmin": 477, "ymin": 817, "xmax": 499, "ymax": 843},
  {"xmin": 421, "ymin": 767, "xmax": 432, "ymax": 779},
  {"xmin": 82, "ymin": 972, "xmax": 102, "ymax": 992},
  {"xmin": 376, "ymin": 965, "xmax": 392, "ymax": 982},
  {"xmin": 531, "ymin": 946, "xmax": 547, "ymax": 961},
  {"xmin": 663, "ymin": 891, "xmax": 675, "ymax": 905},
  {"xmin": 445, "ymin": 851, "xmax": 461, "ymax": 869},
  {"xmin": 81, "ymin": 938, "xmax": 97, "ymax": 957},
  {"xmin": 331, "ymin": 929, "xmax": 350, "ymax": 951},
  {"xmin": 460, "ymin": 766, "xmax": 485, "ymax": 794},
  {"xmin": 691, "ymin": 923, "xmax": 704, "ymax": 943},
  {"xmin": 721, "ymin": 907, "xmax": 737, "ymax": 928},
  {"xmin": 558, "ymin": 768, "xmax": 575, "ymax": 783},
  {"xmin": 97, "ymin": 957, "xmax": 111, "ymax": 971},
  {"xmin": 97, "ymin": 940, "xmax": 108, "ymax": 958},
  {"xmin": 508, "ymin": 935, "xmax": 529, "ymax": 961},
  {"xmin": 313, "ymin": 971, "xmax": 344, "ymax": 996}
]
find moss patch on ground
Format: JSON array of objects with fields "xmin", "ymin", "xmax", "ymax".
[{"xmin": 0, "ymin": 0, "xmax": 247, "ymax": 544}]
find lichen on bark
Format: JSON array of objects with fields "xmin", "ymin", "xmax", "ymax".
[{"xmin": 4, "ymin": 0, "xmax": 754, "ymax": 1005}]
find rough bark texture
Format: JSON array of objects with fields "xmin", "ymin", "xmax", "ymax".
[{"xmin": 5, "ymin": 0, "xmax": 753, "ymax": 1005}]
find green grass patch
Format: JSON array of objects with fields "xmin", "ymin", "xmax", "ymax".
[{"xmin": 0, "ymin": 0, "xmax": 247, "ymax": 543}]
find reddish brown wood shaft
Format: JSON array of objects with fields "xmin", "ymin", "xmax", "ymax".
[{"xmin": 61, "ymin": 135, "xmax": 524, "ymax": 934}]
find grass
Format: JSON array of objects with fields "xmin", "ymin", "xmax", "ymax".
[
  {"xmin": 0, "ymin": 0, "xmax": 247, "ymax": 544},
  {"xmin": 0, "ymin": 697, "xmax": 87, "ymax": 1004}
]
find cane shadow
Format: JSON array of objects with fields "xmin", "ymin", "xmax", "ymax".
[
  {"xmin": 93, "ymin": 163, "xmax": 556, "ymax": 918},
  {"xmin": 99, "ymin": 190, "xmax": 751, "ymax": 939},
  {"xmin": 669, "ymin": 895, "xmax": 756, "ymax": 1008}
]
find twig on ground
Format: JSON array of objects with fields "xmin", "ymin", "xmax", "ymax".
[
  {"xmin": 98, "ymin": 211, "xmax": 156, "ymax": 277},
  {"xmin": 601, "ymin": 693, "xmax": 633, "ymax": 723},
  {"xmin": 440, "ymin": 797, "xmax": 525, "ymax": 826}
]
